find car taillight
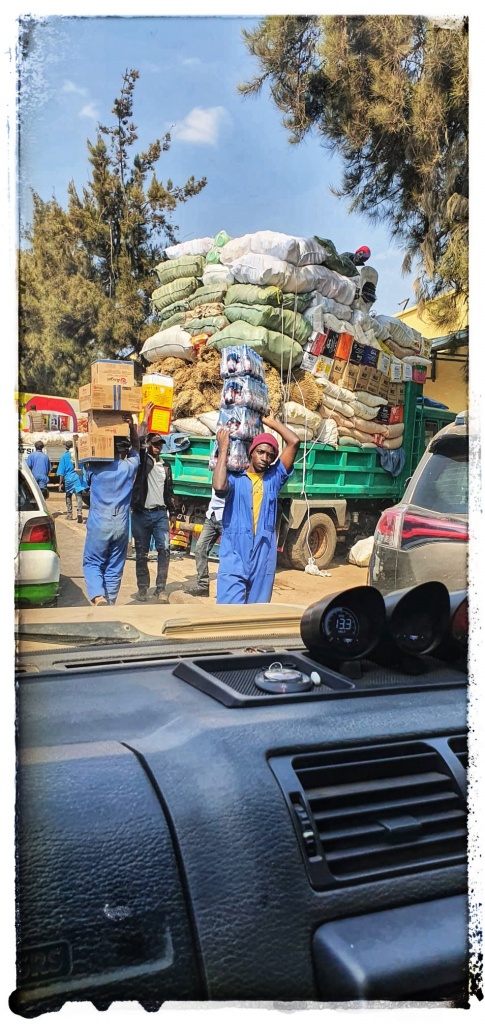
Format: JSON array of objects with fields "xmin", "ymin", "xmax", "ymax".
[
  {"xmin": 375, "ymin": 507, "xmax": 404, "ymax": 549},
  {"xmin": 21, "ymin": 517, "xmax": 55, "ymax": 545},
  {"xmin": 400, "ymin": 513, "xmax": 468, "ymax": 549}
]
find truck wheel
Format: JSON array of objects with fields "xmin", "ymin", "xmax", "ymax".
[{"xmin": 286, "ymin": 513, "xmax": 337, "ymax": 571}]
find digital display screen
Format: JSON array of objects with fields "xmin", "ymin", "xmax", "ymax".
[{"xmin": 322, "ymin": 606, "xmax": 360, "ymax": 649}]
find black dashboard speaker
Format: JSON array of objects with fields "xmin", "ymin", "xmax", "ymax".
[{"xmin": 300, "ymin": 586, "xmax": 386, "ymax": 671}]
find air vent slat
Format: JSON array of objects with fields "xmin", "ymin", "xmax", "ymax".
[
  {"xmin": 289, "ymin": 735, "xmax": 467, "ymax": 889},
  {"xmin": 305, "ymin": 771, "xmax": 452, "ymax": 807},
  {"xmin": 320, "ymin": 808, "xmax": 466, "ymax": 844},
  {"xmin": 311, "ymin": 790, "xmax": 460, "ymax": 826}
]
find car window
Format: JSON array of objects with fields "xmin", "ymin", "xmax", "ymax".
[
  {"xmin": 410, "ymin": 452, "xmax": 468, "ymax": 516},
  {"xmin": 18, "ymin": 472, "xmax": 40, "ymax": 512}
]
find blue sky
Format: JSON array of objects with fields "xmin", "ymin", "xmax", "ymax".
[{"xmin": 15, "ymin": 11, "xmax": 425, "ymax": 317}]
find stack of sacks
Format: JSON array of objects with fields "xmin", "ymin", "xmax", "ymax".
[
  {"xmin": 209, "ymin": 345, "xmax": 270, "ymax": 472},
  {"xmin": 218, "ymin": 231, "xmax": 357, "ymax": 305},
  {"xmin": 317, "ymin": 380, "xmax": 404, "ymax": 450},
  {"xmin": 282, "ymin": 400, "xmax": 338, "ymax": 448}
]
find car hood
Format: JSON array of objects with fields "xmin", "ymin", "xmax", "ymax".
[{"xmin": 16, "ymin": 602, "xmax": 307, "ymax": 654}]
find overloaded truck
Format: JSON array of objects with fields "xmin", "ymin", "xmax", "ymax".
[
  {"xmin": 163, "ymin": 382, "xmax": 456, "ymax": 570},
  {"xmin": 17, "ymin": 391, "xmax": 85, "ymax": 478}
]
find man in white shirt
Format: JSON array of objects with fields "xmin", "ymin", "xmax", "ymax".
[
  {"xmin": 131, "ymin": 405, "xmax": 177, "ymax": 603},
  {"xmin": 185, "ymin": 489, "xmax": 224, "ymax": 597}
]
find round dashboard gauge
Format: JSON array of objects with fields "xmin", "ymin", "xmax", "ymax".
[
  {"xmin": 300, "ymin": 586, "xmax": 386, "ymax": 663},
  {"xmin": 392, "ymin": 611, "xmax": 435, "ymax": 653},
  {"xmin": 322, "ymin": 606, "xmax": 360, "ymax": 648}
]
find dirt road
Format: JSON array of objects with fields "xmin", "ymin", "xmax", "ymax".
[{"xmin": 48, "ymin": 490, "xmax": 368, "ymax": 608}]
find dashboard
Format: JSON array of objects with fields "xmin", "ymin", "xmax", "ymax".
[{"xmin": 12, "ymin": 584, "xmax": 472, "ymax": 1014}]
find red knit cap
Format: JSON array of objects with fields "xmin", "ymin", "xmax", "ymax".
[
  {"xmin": 355, "ymin": 245, "xmax": 371, "ymax": 256},
  {"xmin": 249, "ymin": 433, "xmax": 279, "ymax": 456}
]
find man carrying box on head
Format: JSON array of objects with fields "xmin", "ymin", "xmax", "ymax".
[
  {"xmin": 82, "ymin": 416, "xmax": 140, "ymax": 606},
  {"xmin": 130, "ymin": 402, "xmax": 177, "ymax": 603},
  {"xmin": 213, "ymin": 414, "xmax": 300, "ymax": 605}
]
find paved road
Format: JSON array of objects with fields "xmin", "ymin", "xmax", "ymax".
[{"xmin": 47, "ymin": 490, "xmax": 367, "ymax": 608}]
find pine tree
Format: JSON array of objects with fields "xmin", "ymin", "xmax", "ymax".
[
  {"xmin": 19, "ymin": 70, "xmax": 207, "ymax": 396},
  {"xmin": 240, "ymin": 16, "xmax": 468, "ymax": 329}
]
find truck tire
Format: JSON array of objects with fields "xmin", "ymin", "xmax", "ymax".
[{"xmin": 286, "ymin": 513, "xmax": 337, "ymax": 571}]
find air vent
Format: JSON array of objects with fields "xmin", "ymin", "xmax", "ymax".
[
  {"xmin": 448, "ymin": 734, "xmax": 468, "ymax": 769},
  {"xmin": 270, "ymin": 736, "xmax": 467, "ymax": 890}
]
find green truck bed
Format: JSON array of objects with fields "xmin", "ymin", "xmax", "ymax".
[{"xmin": 163, "ymin": 383, "xmax": 456, "ymax": 504}]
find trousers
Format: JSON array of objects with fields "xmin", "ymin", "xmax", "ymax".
[
  {"xmin": 66, "ymin": 490, "xmax": 83, "ymax": 515},
  {"xmin": 83, "ymin": 513, "xmax": 129, "ymax": 604},
  {"xmin": 195, "ymin": 515, "xmax": 223, "ymax": 588},
  {"xmin": 131, "ymin": 507, "xmax": 170, "ymax": 591}
]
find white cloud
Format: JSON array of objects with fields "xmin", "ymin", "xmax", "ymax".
[
  {"xmin": 79, "ymin": 103, "xmax": 100, "ymax": 121},
  {"xmin": 62, "ymin": 80, "xmax": 88, "ymax": 97},
  {"xmin": 182, "ymin": 57, "xmax": 202, "ymax": 67},
  {"xmin": 170, "ymin": 106, "xmax": 230, "ymax": 146}
]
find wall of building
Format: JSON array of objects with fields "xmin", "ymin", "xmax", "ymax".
[{"xmin": 393, "ymin": 296, "xmax": 468, "ymax": 413}]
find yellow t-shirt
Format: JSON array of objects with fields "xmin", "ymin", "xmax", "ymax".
[{"xmin": 246, "ymin": 471, "xmax": 264, "ymax": 534}]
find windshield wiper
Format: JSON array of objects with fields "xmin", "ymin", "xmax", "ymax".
[{"xmin": 16, "ymin": 621, "xmax": 142, "ymax": 645}]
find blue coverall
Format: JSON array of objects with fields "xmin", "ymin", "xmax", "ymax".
[
  {"xmin": 57, "ymin": 451, "xmax": 86, "ymax": 494},
  {"xmin": 82, "ymin": 449, "xmax": 140, "ymax": 604},
  {"xmin": 26, "ymin": 450, "xmax": 51, "ymax": 492},
  {"xmin": 216, "ymin": 459, "xmax": 291, "ymax": 605}
]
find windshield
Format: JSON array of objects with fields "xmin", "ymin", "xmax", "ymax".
[
  {"xmin": 409, "ymin": 451, "xmax": 468, "ymax": 517},
  {"xmin": 13, "ymin": 12, "xmax": 468, "ymax": 657}
]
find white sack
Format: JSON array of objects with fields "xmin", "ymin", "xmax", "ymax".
[
  {"xmin": 218, "ymin": 230, "xmax": 332, "ymax": 267},
  {"xmin": 283, "ymin": 401, "xmax": 322, "ymax": 433},
  {"xmin": 224, "ymin": 253, "xmax": 357, "ymax": 303},
  {"xmin": 140, "ymin": 326, "xmax": 194, "ymax": 363},
  {"xmin": 349, "ymin": 536, "xmax": 375, "ymax": 567},
  {"xmin": 171, "ymin": 417, "xmax": 213, "ymax": 436},
  {"xmin": 197, "ymin": 411, "xmax": 220, "ymax": 434},
  {"xmin": 202, "ymin": 264, "xmax": 235, "ymax": 286},
  {"xmin": 164, "ymin": 237, "xmax": 214, "ymax": 260}
]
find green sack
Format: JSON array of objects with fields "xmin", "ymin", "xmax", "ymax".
[
  {"xmin": 154, "ymin": 254, "xmax": 205, "ymax": 286},
  {"xmin": 313, "ymin": 236, "xmax": 360, "ymax": 278},
  {"xmin": 152, "ymin": 277, "xmax": 199, "ymax": 311},
  {"xmin": 158, "ymin": 310, "xmax": 186, "ymax": 330},
  {"xmin": 184, "ymin": 315, "xmax": 229, "ymax": 335},
  {"xmin": 224, "ymin": 283, "xmax": 312, "ymax": 311},
  {"xmin": 206, "ymin": 229, "xmax": 232, "ymax": 264},
  {"xmin": 208, "ymin": 321, "xmax": 303, "ymax": 372},
  {"xmin": 187, "ymin": 283, "xmax": 228, "ymax": 308},
  {"xmin": 158, "ymin": 298, "xmax": 192, "ymax": 321},
  {"xmin": 224, "ymin": 303, "xmax": 312, "ymax": 346}
]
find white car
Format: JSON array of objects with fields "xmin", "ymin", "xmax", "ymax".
[{"xmin": 16, "ymin": 458, "xmax": 60, "ymax": 606}]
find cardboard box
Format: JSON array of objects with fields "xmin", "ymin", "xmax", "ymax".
[
  {"xmin": 307, "ymin": 331, "xmax": 328, "ymax": 357},
  {"xmin": 87, "ymin": 410, "xmax": 130, "ymax": 436},
  {"xmin": 79, "ymin": 384, "xmax": 142, "ymax": 412},
  {"xmin": 375, "ymin": 404, "xmax": 391, "ymax": 424},
  {"xmin": 335, "ymin": 333, "xmax": 353, "ymax": 361},
  {"xmin": 323, "ymin": 330, "xmax": 340, "ymax": 359},
  {"xmin": 329, "ymin": 358, "xmax": 359, "ymax": 390},
  {"xmin": 349, "ymin": 340, "xmax": 366, "ymax": 365},
  {"xmin": 388, "ymin": 361, "xmax": 403, "ymax": 382},
  {"xmin": 362, "ymin": 346, "xmax": 380, "ymax": 368},
  {"xmin": 377, "ymin": 351, "xmax": 391, "ymax": 375},
  {"xmin": 313, "ymin": 356, "xmax": 334, "ymax": 380},
  {"xmin": 77, "ymin": 432, "xmax": 115, "ymax": 461},
  {"xmin": 402, "ymin": 363, "xmax": 413, "ymax": 382},
  {"xmin": 388, "ymin": 382, "xmax": 405, "ymax": 404},
  {"xmin": 389, "ymin": 405, "xmax": 404, "ymax": 424},
  {"xmin": 411, "ymin": 364, "xmax": 428, "ymax": 383},
  {"xmin": 91, "ymin": 360, "xmax": 135, "ymax": 386},
  {"xmin": 377, "ymin": 372, "xmax": 390, "ymax": 400},
  {"xmin": 141, "ymin": 373, "xmax": 174, "ymax": 410}
]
